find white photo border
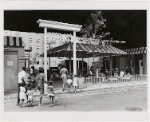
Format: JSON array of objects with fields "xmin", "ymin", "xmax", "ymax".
[{"xmin": 0, "ymin": 0, "xmax": 149, "ymax": 121}]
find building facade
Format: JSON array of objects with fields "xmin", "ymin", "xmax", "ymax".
[
  {"xmin": 4, "ymin": 36, "xmax": 25, "ymax": 90},
  {"xmin": 4, "ymin": 30, "xmax": 97, "ymax": 70}
]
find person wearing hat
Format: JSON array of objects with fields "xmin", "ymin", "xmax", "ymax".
[{"xmin": 60, "ymin": 65, "xmax": 68, "ymax": 91}]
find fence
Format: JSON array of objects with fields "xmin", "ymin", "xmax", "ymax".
[{"xmin": 77, "ymin": 74, "xmax": 147, "ymax": 88}]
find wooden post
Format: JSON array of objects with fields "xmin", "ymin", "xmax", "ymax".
[
  {"xmin": 82, "ymin": 53, "xmax": 84, "ymax": 77},
  {"xmin": 49, "ymin": 43, "xmax": 50, "ymax": 70},
  {"xmin": 28, "ymin": 52, "xmax": 30, "ymax": 69},
  {"xmin": 78, "ymin": 58, "xmax": 79, "ymax": 70},
  {"xmin": 110, "ymin": 54, "xmax": 113, "ymax": 77},
  {"xmin": 73, "ymin": 31, "xmax": 77, "ymax": 75},
  {"xmin": 93, "ymin": 53, "xmax": 95, "ymax": 83},
  {"xmin": 44, "ymin": 27, "xmax": 47, "ymax": 93},
  {"xmin": 69, "ymin": 55, "xmax": 71, "ymax": 77}
]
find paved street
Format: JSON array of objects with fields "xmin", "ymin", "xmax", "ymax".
[{"xmin": 4, "ymin": 81, "xmax": 147, "ymax": 111}]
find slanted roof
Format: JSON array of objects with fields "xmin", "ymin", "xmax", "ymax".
[{"xmin": 40, "ymin": 42, "xmax": 127, "ymax": 58}]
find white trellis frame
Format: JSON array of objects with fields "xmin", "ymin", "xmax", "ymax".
[{"xmin": 37, "ymin": 19, "xmax": 82, "ymax": 93}]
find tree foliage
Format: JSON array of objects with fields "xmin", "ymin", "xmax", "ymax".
[{"xmin": 81, "ymin": 11, "xmax": 110, "ymax": 44}]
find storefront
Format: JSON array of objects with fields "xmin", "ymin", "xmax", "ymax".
[
  {"xmin": 111, "ymin": 47, "xmax": 147, "ymax": 75},
  {"xmin": 4, "ymin": 36, "xmax": 25, "ymax": 90}
]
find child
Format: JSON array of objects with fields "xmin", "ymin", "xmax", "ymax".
[
  {"xmin": 120, "ymin": 70, "xmax": 125, "ymax": 77},
  {"xmin": 26, "ymin": 87, "xmax": 34, "ymax": 107},
  {"xmin": 19, "ymin": 84, "xmax": 27, "ymax": 107},
  {"xmin": 66, "ymin": 75, "xmax": 73, "ymax": 93},
  {"xmin": 73, "ymin": 75, "xmax": 78, "ymax": 94},
  {"xmin": 47, "ymin": 81, "xmax": 55, "ymax": 106}
]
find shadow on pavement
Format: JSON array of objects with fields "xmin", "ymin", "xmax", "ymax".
[{"xmin": 4, "ymin": 90, "xmax": 17, "ymax": 96}]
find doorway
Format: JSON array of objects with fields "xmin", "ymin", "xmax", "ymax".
[
  {"xmin": 139, "ymin": 60, "xmax": 143, "ymax": 74},
  {"xmin": 4, "ymin": 51, "xmax": 18, "ymax": 90}
]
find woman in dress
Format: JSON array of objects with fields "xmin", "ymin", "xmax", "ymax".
[{"xmin": 60, "ymin": 65, "xmax": 68, "ymax": 91}]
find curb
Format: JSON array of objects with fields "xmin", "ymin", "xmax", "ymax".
[
  {"xmin": 50, "ymin": 81, "xmax": 147, "ymax": 94},
  {"xmin": 4, "ymin": 81, "xmax": 147, "ymax": 100}
]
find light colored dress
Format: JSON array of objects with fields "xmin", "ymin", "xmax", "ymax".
[
  {"xmin": 19, "ymin": 86, "xmax": 26, "ymax": 100},
  {"xmin": 47, "ymin": 86, "xmax": 55, "ymax": 97},
  {"xmin": 66, "ymin": 79, "xmax": 73, "ymax": 86},
  {"xmin": 26, "ymin": 90, "xmax": 33, "ymax": 102},
  {"xmin": 60, "ymin": 68, "xmax": 68, "ymax": 84},
  {"xmin": 73, "ymin": 77, "xmax": 78, "ymax": 87},
  {"xmin": 120, "ymin": 71, "xmax": 125, "ymax": 77}
]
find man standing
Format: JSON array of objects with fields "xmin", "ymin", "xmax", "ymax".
[
  {"xmin": 17, "ymin": 67, "xmax": 26, "ymax": 106},
  {"xmin": 34, "ymin": 68, "xmax": 44, "ymax": 106}
]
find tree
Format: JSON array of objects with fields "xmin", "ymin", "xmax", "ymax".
[
  {"xmin": 81, "ymin": 11, "xmax": 111, "ymax": 75},
  {"xmin": 81, "ymin": 11, "xmax": 110, "ymax": 44}
]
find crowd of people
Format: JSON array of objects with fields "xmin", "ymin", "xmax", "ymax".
[
  {"xmin": 17, "ymin": 64, "xmax": 132, "ymax": 108},
  {"xmin": 17, "ymin": 65, "xmax": 78, "ymax": 108}
]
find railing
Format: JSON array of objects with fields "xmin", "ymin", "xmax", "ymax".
[
  {"xmin": 131, "ymin": 74, "xmax": 147, "ymax": 81},
  {"xmin": 79, "ymin": 74, "xmax": 147, "ymax": 88}
]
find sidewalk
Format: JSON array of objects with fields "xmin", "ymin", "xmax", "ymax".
[
  {"xmin": 55, "ymin": 80, "xmax": 147, "ymax": 94},
  {"xmin": 4, "ymin": 80, "xmax": 147, "ymax": 100}
]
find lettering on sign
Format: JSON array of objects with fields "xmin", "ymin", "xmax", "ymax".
[{"xmin": 7, "ymin": 61, "xmax": 13, "ymax": 66}]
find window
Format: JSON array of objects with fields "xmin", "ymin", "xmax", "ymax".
[
  {"xmin": 29, "ymin": 38, "xmax": 32, "ymax": 43},
  {"xmin": 43, "ymin": 61, "xmax": 49, "ymax": 65},
  {"xmin": 36, "ymin": 46, "xmax": 40, "ymax": 50},
  {"xmin": 36, "ymin": 39, "xmax": 40, "ymax": 43}
]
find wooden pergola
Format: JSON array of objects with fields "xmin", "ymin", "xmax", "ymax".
[{"xmin": 37, "ymin": 19, "xmax": 82, "ymax": 93}]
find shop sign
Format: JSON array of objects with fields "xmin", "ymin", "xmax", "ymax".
[{"xmin": 7, "ymin": 61, "xmax": 13, "ymax": 66}]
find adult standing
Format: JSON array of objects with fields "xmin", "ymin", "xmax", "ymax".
[
  {"xmin": 60, "ymin": 65, "xmax": 68, "ymax": 91},
  {"xmin": 34, "ymin": 68, "xmax": 45, "ymax": 106},
  {"xmin": 126, "ymin": 66, "xmax": 129, "ymax": 74},
  {"xmin": 17, "ymin": 67, "xmax": 26, "ymax": 106},
  {"xmin": 30, "ymin": 66, "xmax": 35, "ymax": 77}
]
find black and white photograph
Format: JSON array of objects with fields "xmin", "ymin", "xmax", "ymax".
[{"xmin": 1, "ymin": 0, "xmax": 149, "ymax": 121}]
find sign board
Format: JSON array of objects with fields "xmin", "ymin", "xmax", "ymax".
[
  {"xmin": 50, "ymin": 61, "xmax": 56, "ymax": 67},
  {"xmin": 7, "ymin": 61, "xmax": 13, "ymax": 66},
  {"xmin": 25, "ymin": 53, "xmax": 29, "ymax": 59}
]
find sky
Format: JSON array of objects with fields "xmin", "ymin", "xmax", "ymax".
[{"xmin": 4, "ymin": 10, "xmax": 147, "ymax": 48}]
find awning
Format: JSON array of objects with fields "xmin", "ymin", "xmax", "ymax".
[
  {"xmin": 46, "ymin": 42, "xmax": 88, "ymax": 58},
  {"xmin": 40, "ymin": 42, "xmax": 127, "ymax": 58},
  {"xmin": 124, "ymin": 47, "xmax": 147, "ymax": 55},
  {"xmin": 4, "ymin": 36, "xmax": 25, "ymax": 47}
]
